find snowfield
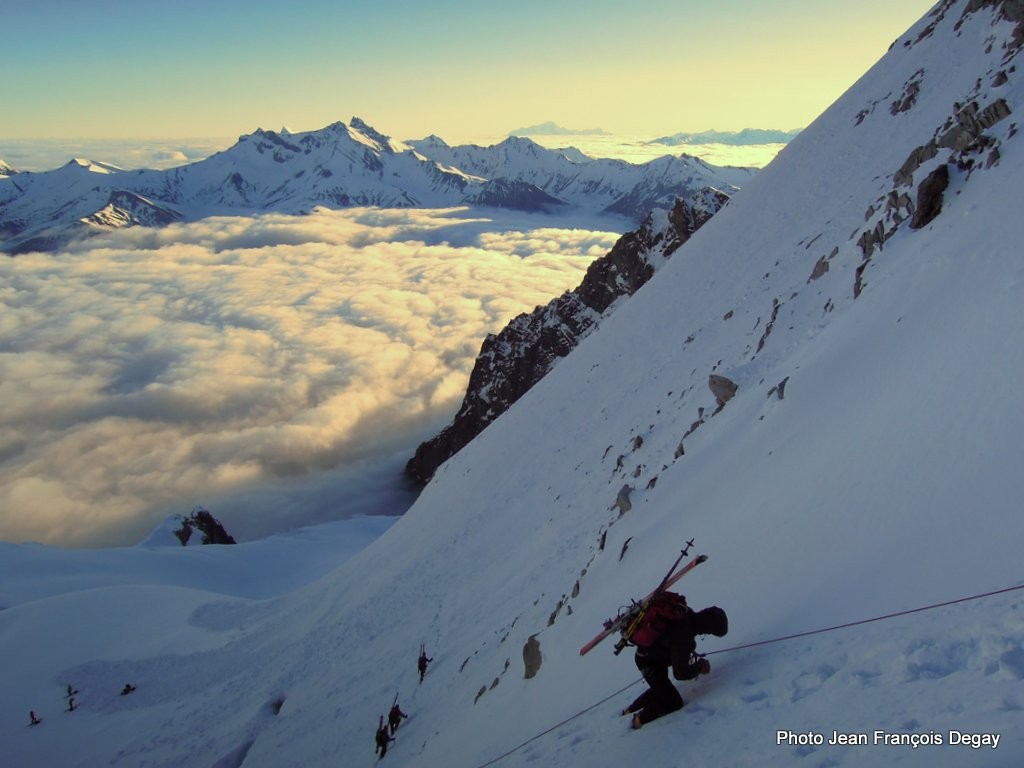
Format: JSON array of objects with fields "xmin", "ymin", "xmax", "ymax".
[{"xmin": 3, "ymin": 1, "xmax": 1024, "ymax": 767}]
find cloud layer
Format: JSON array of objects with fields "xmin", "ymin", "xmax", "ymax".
[
  {"xmin": 0, "ymin": 208, "xmax": 621, "ymax": 547},
  {"xmin": 0, "ymin": 137, "xmax": 234, "ymax": 172}
]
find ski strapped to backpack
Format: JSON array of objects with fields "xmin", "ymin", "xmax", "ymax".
[{"xmin": 579, "ymin": 542, "xmax": 708, "ymax": 656}]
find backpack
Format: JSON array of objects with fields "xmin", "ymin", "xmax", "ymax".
[{"xmin": 628, "ymin": 591, "xmax": 690, "ymax": 647}]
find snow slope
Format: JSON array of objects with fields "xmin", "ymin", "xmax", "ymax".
[{"xmin": 3, "ymin": 2, "xmax": 1024, "ymax": 767}]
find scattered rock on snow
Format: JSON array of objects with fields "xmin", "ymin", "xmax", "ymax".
[
  {"xmin": 613, "ymin": 484, "xmax": 633, "ymax": 514},
  {"xmin": 768, "ymin": 377, "xmax": 790, "ymax": 401},
  {"xmin": 405, "ymin": 195, "xmax": 732, "ymax": 483},
  {"xmin": 523, "ymin": 635, "xmax": 542, "ymax": 679},
  {"xmin": 910, "ymin": 163, "xmax": 950, "ymax": 229},
  {"xmin": 808, "ymin": 248, "xmax": 838, "ymax": 282},
  {"xmin": 619, "ymin": 537, "xmax": 632, "ymax": 561},
  {"xmin": 708, "ymin": 374, "xmax": 739, "ymax": 408}
]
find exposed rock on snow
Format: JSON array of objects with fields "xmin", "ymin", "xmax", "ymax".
[
  {"xmin": 406, "ymin": 196, "xmax": 725, "ymax": 483},
  {"xmin": 893, "ymin": 139, "xmax": 939, "ymax": 187},
  {"xmin": 708, "ymin": 374, "xmax": 739, "ymax": 408},
  {"xmin": 613, "ymin": 484, "xmax": 633, "ymax": 515},
  {"xmin": 523, "ymin": 635, "xmax": 542, "ymax": 679},
  {"xmin": 853, "ymin": 81, "xmax": 1012, "ymax": 298},
  {"xmin": 768, "ymin": 376, "xmax": 790, "ymax": 401},
  {"xmin": 910, "ymin": 163, "xmax": 950, "ymax": 229},
  {"xmin": 807, "ymin": 248, "xmax": 836, "ymax": 281},
  {"xmin": 465, "ymin": 177, "xmax": 565, "ymax": 211},
  {"xmin": 80, "ymin": 190, "xmax": 181, "ymax": 229},
  {"xmin": 173, "ymin": 507, "xmax": 237, "ymax": 546}
]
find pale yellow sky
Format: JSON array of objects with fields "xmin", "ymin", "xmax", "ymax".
[{"xmin": 4, "ymin": 1, "xmax": 937, "ymax": 141}]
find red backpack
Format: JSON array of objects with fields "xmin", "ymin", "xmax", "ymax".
[{"xmin": 628, "ymin": 591, "xmax": 690, "ymax": 647}]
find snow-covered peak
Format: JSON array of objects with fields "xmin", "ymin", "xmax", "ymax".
[
  {"xmin": 63, "ymin": 157, "xmax": 120, "ymax": 174},
  {"xmin": 553, "ymin": 145, "xmax": 592, "ymax": 163},
  {"xmin": 494, "ymin": 134, "xmax": 550, "ymax": 156},
  {"xmin": 412, "ymin": 133, "xmax": 451, "ymax": 150},
  {"xmin": 138, "ymin": 514, "xmax": 193, "ymax": 547},
  {"xmin": 340, "ymin": 116, "xmax": 408, "ymax": 154}
]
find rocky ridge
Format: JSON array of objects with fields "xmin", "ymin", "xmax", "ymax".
[{"xmin": 405, "ymin": 194, "xmax": 724, "ymax": 482}]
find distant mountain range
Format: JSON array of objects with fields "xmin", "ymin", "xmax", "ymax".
[
  {"xmin": 406, "ymin": 134, "xmax": 752, "ymax": 220},
  {"xmin": 648, "ymin": 128, "xmax": 801, "ymax": 146},
  {"xmin": 507, "ymin": 121, "xmax": 611, "ymax": 136},
  {"xmin": 0, "ymin": 119, "xmax": 754, "ymax": 254}
]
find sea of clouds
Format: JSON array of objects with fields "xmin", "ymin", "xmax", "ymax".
[
  {"xmin": 508, "ymin": 133, "xmax": 785, "ymax": 168},
  {"xmin": 0, "ymin": 207, "xmax": 623, "ymax": 548}
]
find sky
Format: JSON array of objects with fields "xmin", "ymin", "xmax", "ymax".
[{"xmin": 3, "ymin": 0, "xmax": 937, "ymax": 143}]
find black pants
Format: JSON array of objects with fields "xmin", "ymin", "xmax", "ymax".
[{"xmin": 627, "ymin": 664, "xmax": 684, "ymax": 725}]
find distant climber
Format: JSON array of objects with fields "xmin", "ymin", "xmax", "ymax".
[
  {"xmin": 65, "ymin": 684, "xmax": 78, "ymax": 698},
  {"xmin": 388, "ymin": 700, "xmax": 408, "ymax": 735},
  {"xmin": 418, "ymin": 644, "xmax": 432, "ymax": 683},
  {"xmin": 121, "ymin": 683, "xmax": 137, "ymax": 696},
  {"xmin": 375, "ymin": 715, "xmax": 394, "ymax": 758},
  {"xmin": 29, "ymin": 710, "xmax": 41, "ymax": 726},
  {"xmin": 619, "ymin": 594, "xmax": 728, "ymax": 729},
  {"xmin": 66, "ymin": 696, "xmax": 76, "ymax": 713}
]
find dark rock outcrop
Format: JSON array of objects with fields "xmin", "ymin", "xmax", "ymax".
[
  {"xmin": 523, "ymin": 635, "xmax": 542, "ymax": 679},
  {"xmin": 613, "ymin": 485, "xmax": 634, "ymax": 515},
  {"xmin": 910, "ymin": 164, "xmax": 950, "ymax": 229},
  {"xmin": 708, "ymin": 374, "xmax": 739, "ymax": 408},
  {"xmin": 80, "ymin": 190, "xmax": 182, "ymax": 229},
  {"xmin": 467, "ymin": 178, "xmax": 565, "ymax": 212},
  {"xmin": 405, "ymin": 195, "xmax": 727, "ymax": 483},
  {"xmin": 173, "ymin": 507, "xmax": 237, "ymax": 546},
  {"xmin": 854, "ymin": 84, "xmax": 1012, "ymax": 299}
]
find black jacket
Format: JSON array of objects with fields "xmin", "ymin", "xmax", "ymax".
[{"xmin": 634, "ymin": 612, "xmax": 702, "ymax": 680}]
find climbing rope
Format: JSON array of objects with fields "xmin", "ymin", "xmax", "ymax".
[
  {"xmin": 704, "ymin": 583, "xmax": 1024, "ymax": 657},
  {"xmin": 471, "ymin": 582, "xmax": 1024, "ymax": 768},
  {"xmin": 474, "ymin": 679, "xmax": 641, "ymax": 768}
]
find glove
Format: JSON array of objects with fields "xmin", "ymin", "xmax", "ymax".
[{"xmin": 696, "ymin": 657, "xmax": 711, "ymax": 676}]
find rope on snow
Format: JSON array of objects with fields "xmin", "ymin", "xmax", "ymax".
[
  {"xmin": 705, "ymin": 583, "xmax": 1024, "ymax": 656},
  {"xmin": 470, "ymin": 582, "xmax": 1024, "ymax": 768}
]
